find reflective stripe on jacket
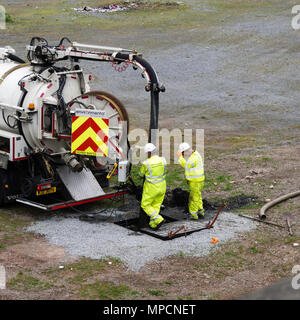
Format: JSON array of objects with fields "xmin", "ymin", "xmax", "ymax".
[
  {"xmin": 178, "ymin": 150, "xmax": 205, "ymax": 182},
  {"xmin": 139, "ymin": 155, "xmax": 167, "ymax": 184}
]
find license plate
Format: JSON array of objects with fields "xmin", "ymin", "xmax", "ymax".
[{"xmin": 36, "ymin": 187, "xmax": 56, "ymax": 196}]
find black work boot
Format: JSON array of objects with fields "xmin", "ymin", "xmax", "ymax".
[
  {"xmin": 137, "ymin": 208, "xmax": 149, "ymax": 229},
  {"xmin": 152, "ymin": 219, "xmax": 165, "ymax": 231},
  {"xmin": 198, "ymin": 209, "xmax": 205, "ymax": 219}
]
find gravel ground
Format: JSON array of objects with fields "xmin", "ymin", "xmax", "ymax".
[{"xmin": 26, "ymin": 211, "xmax": 256, "ymax": 271}]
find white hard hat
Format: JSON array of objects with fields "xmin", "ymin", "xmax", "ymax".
[
  {"xmin": 144, "ymin": 143, "xmax": 156, "ymax": 153},
  {"xmin": 178, "ymin": 142, "xmax": 191, "ymax": 153}
]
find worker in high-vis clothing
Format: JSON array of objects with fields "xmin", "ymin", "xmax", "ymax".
[
  {"xmin": 138, "ymin": 143, "xmax": 166, "ymax": 230},
  {"xmin": 177, "ymin": 142, "xmax": 205, "ymax": 220}
]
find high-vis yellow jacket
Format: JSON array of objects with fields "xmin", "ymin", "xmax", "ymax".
[
  {"xmin": 178, "ymin": 150, "xmax": 205, "ymax": 182},
  {"xmin": 139, "ymin": 155, "xmax": 167, "ymax": 226},
  {"xmin": 139, "ymin": 155, "xmax": 167, "ymax": 184}
]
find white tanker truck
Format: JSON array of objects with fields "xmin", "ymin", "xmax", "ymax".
[{"xmin": 0, "ymin": 37, "xmax": 165, "ymax": 211}]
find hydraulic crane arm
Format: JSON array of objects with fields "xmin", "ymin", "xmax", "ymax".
[{"xmin": 26, "ymin": 38, "xmax": 165, "ymax": 142}]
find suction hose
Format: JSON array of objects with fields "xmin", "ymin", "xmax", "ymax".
[
  {"xmin": 114, "ymin": 53, "xmax": 161, "ymax": 143},
  {"xmin": 259, "ymin": 190, "xmax": 300, "ymax": 220}
]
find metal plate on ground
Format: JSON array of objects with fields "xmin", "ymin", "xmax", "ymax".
[
  {"xmin": 56, "ymin": 166, "xmax": 105, "ymax": 201},
  {"xmin": 139, "ymin": 219, "xmax": 209, "ymax": 240},
  {"xmin": 114, "ymin": 207, "xmax": 221, "ymax": 240}
]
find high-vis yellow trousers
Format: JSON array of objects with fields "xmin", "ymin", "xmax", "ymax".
[
  {"xmin": 141, "ymin": 180, "xmax": 166, "ymax": 228},
  {"xmin": 188, "ymin": 181, "xmax": 205, "ymax": 216}
]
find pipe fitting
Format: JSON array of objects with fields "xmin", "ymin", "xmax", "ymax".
[{"xmin": 63, "ymin": 153, "xmax": 83, "ymax": 172}]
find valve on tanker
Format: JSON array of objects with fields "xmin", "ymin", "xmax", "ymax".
[{"xmin": 62, "ymin": 153, "xmax": 83, "ymax": 173}]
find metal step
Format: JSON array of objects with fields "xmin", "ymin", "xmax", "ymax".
[
  {"xmin": 16, "ymin": 190, "xmax": 127, "ymax": 211},
  {"xmin": 56, "ymin": 166, "xmax": 105, "ymax": 201}
]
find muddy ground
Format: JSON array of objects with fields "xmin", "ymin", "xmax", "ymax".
[{"xmin": 0, "ymin": 0, "xmax": 299, "ymax": 300}]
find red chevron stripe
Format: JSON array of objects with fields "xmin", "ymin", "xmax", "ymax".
[
  {"xmin": 72, "ymin": 116, "xmax": 79, "ymax": 123},
  {"xmin": 75, "ymin": 137, "xmax": 100, "ymax": 153},
  {"xmin": 72, "ymin": 118, "xmax": 109, "ymax": 143},
  {"xmin": 72, "ymin": 118, "xmax": 97, "ymax": 141},
  {"xmin": 74, "ymin": 118, "xmax": 107, "ymax": 139}
]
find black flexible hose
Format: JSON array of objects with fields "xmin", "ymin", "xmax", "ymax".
[
  {"xmin": 133, "ymin": 56, "xmax": 160, "ymax": 141},
  {"xmin": 57, "ymin": 37, "xmax": 73, "ymax": 47},
  {"xmin": 7, "ymin": 53, "xmax": 26, "ymax": 64},
  {"xmin": 114, "ymin": 54, "xmax": 160, "ymax": 143},
  {"xmin": 57, "ymin": 74, "xmax": 69, "ymax": 129}
]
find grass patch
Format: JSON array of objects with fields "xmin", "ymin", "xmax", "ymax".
[
  {"xmin": 80, "ymin": 280, "xmax": 130, "ymax": 299},
  {"xmin": 256, "ymin": 155, "xmax": 273, "ymax": 164},
  {"xmin": 42, "ymin": 258, "xmax": 130, "ymax": 299},
  {"xmin": 208, "ymin": 293, "xmax": 221, "ymax": 300},
  {"xmin": 165, "ymin": 164, "xmax": 186, "ymax": 188},
  {"xmin": 177, "ymin": 250, "xmax": 185, "ymax": 257},
  {"xmin": 6, "ymin": 0, "xmax": 188, "ymax": 35},
  {"xmin": 204, "ymin": 170, "xmax": 233, "ymax": 192},
  {"xmin": 284, "ymin": 235, "xmax": 300, "ymax": 245},
  {"xmin": 0, "ymin": 210, "xmax": 34, "ymax": 247},
  {"xmin": 240, "ymin": 156, "xmax": 253, "ymax": 164},
  {"xmin": 0, "ymin": 211, "xmax": 29, "ymax": 232},
  {"xmin": 248, "ymin": 246, "xmax": 264, "ymax": 254},
  {"xmin": 4, "ymin": 0, "xmax": 279, "ymax": 42},
  {"xmin": 55, "ymin": 257, "xmax": 109, "ymax": 275},
  {"xmin": 43, "ymin": 257, "xmax": 123, "ymax": 286},
  {"xmin": 5, "ymin": 13, "xmax": 14, "ymax": 23},
  {"xmin": 224, "ymin": 136, "xmax": 257, "ymax": 146},
  {"xmin": 8, "ymin": 271, "xmax": 54, "ymax": 291},
  {"xmin": 207, "ymin": 133, "xmax": 262, "ymax": 154},
  {"xmin": 200, "ymin": 116, "xmax": 209, "ymax": 120},
  {"xmin": 197, "ymin": 242, "xmax": 251, "ymax": 279},
  {"xmin": 130, "ymin": 163, "xmax": 187, "ymax": 189},
  {"xmin": 147, "ymin": 289, "xmax": 168, "ymax": 296}
]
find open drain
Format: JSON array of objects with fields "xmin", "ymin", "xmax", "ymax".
[{"xmin": 114, "ymin": 207, "xmax": 223, "ymax": 241}]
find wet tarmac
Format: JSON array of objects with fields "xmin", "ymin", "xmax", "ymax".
[{"xmin": 239, "ymin": 277, "xmax": 300, "ymax": 300}]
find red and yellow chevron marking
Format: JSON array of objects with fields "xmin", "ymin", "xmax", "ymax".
[{"xmin": 71, "ymin": 116, "xmax": 109, "ymax": 157}]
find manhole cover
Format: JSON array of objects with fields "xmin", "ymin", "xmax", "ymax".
[{"xmin": 115, "ymin": 209, "xmax": 217, "ymax": 240}]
